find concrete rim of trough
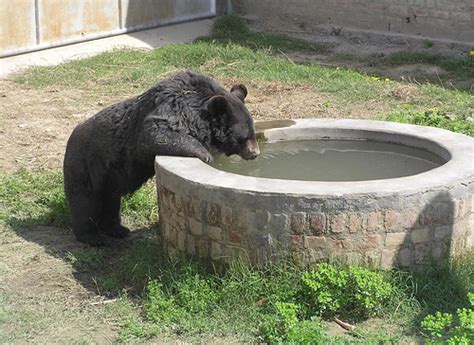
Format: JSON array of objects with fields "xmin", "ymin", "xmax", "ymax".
[{"xmin": 154, "ymin": 119, "xmax": 474, "ymax": 197}]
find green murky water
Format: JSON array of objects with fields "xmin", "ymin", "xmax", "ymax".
[{"xmin": 211, "ymin": 139, "xmax": 446, "ymax": 181}]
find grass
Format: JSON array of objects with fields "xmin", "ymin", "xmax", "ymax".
[
  {"xmin": 382, "ymin": 51, "xmax": 474, "ymax": 80},
  {"xmin": 198, "ymin": 14, "xmax": 332, "ymax": 54},
  {"xmin": 2, "ymin": 14, "xmax": 474, "ymax": 343},
  {"xmin": 0, "ymin": 169, "xmax": 157, "ymax": 229},
  {"xmin": 82, "ymin": 236, "xmax": 473, "ymax": 343},
  {"xmin": 0, "ymin": 163, "xmax": 472, "ymax": 342},
  {"xmin": 14, "ymin": 17, "xmax": 473, "ymax": 122}
]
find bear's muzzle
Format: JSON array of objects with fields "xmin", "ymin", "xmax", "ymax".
[{"xmin": 240, "ymin": 139, "xmax": 260, "ymax": 160}]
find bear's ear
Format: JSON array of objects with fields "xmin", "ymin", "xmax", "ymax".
[
  {"xmin": 230, "ymin": 84, "xmax": 248, "ymax": 102},
  {"xmin": 207, "ymin": 95, "xmax": 229, "ymax": 116}
]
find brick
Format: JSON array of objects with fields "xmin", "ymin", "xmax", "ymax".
[
  {"xmin": 385, "ymin": 210, "xmax": 401, "ymax": 231},
  {"xmin": 381, "ymin": 249, "xmax": 397, "ymax": 269},
  {"xmin": 174, "ymin": 195, "xmax": 184, "ymax": 215},
  {"xmin": 289, "ymin": 235, "xmax": 303, "ymax": 250},
  {"xmin": 435, "ymin": 226, "xmax": 450, "ymax": 240},
  {"xmin": 367, "ymin": 211, "xmax": 384, "ymax": 232},
  {"xmin": 253, "ymin": 210, "xmax": 271, "ymax": 230},
  {"xmin": 292, "ymin": 252, "xmax": 305, "ymax": 265},
  {"xmin": 333, "ymin": 239, "xmax": 351, "ymax": 249},
  {"xmin": 221, "ymin": 206, "xmax": 246, "ymax": 228},
  {"xmin": 162, "ymin": 222, "xmax": 171, "ymax": 240},
  {"xmin": 290, "ymin": 212, "xmax": 307, "ymax": 234},
  {"xmin": 399, "ymin": 248, "xmax": 413, "ymax": 267},
  {"xmin": 340, "ymin": 252, "xmax": 362, "ymax": 265},
  {"xmin": 453, "ymin": 219, "xmax": 467, "ymax": 236},
  {"xmin": 386, "ymin": 209, "xmax": 419, "ymax": 231},
  {"xmin": 348, "ymin": 213, "xmax": 365, "ymax": 233},
  {"xmin": 329, "ymin": 214, "xmax": 347, "ymax": 233},
  {"xmin": 170, "ymin": 214, "xmax": 186, "ymax": 232},
  {"xmin": 305, "ymin": 249, "xmax": 327, "ymax": 264},
  {"xmin": 270, "ymin": 213, "xmax": 290, "ymax": 233},
  {"xmin": 177, "ymin": 230, "xmax": 186, "ymax": 251},
  {"xmin": 415, "ymin": 243, "xmax": 432, "ymax": 264},
  {"xmin": 208, "ymin": 226, "xmax": 223, "ymax": 241},
  {"xmin": 309, "ymin": 212, "xmax": 326, "ymax": 235},
  {"xmin": 432, "ymin": 242, "xmax": 448, "ymax": 259},
  {"xmin": 364, "ymin": 252, "xmax": 381, "ymax": 267},
  {"xmin": 160, "ymin": 187, "xmax": 175, "ymax": 206},
  {"xmin": 467, "ymin": 225, "xmax": 474, "ymax": 249},
  {"xmin": 303, "ymin": 236, "xmax": 327, "ymax": 250},
  {"xmin": 184, "ymin": 197, "xmax": 203, "ymax": 221},
  {"xmin": 401, "ymin": 209, "xmax": 419, "ymax": 229},
  {"xmin": 225, "ymin": 246, "xmax": 249, "ymax": 263},
  {"xmin": 187, "ymin": 235, "xmax": 196, "ymax": 255},
  {"xmin": 385, "ymin": 232, "xmax": 407, "ymax": 249},
  {"xmin": 189, "ymin": 218, "xmax": 203, "ymax": 236},
  {"xmin": 419, "ymin": 207, "xmax": 434, "ymax": 226},
  {"xmin": 228, "ymin": 231, "xmax": 242, "ymax": 244},
  {"xmin": 211, "ymin": 242, "xmax": 222, "ymax": 259},
  {"xmin": 361, "ymin": 234, "xmax": 382, "ymax": 251},
  {"xmin": 411, "ymin": 228, "xmax": 430, "ymax": 243},
  {"xmin": 453, "ymin": 199, "xmax": 467, "ymax": 219},
  {"xmin": 433, "ymin": 203, "xmax": 453, "ymax": 225},
  {"xmin": 196, "ymin": 239, "xmax": 209, "ymax": 258},
  {"xmin": 207, "ymin": 203, "xmax": 221, "ymax": 226}
]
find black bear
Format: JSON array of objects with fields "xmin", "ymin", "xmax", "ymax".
[{"xmin": 63, "ymin": 71, "xmax": 259, "ymax": 246}]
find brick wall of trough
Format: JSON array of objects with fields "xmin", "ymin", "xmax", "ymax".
[{"xmin": 157, "ymin": 178, "xmax": 473, "ymax": 271}]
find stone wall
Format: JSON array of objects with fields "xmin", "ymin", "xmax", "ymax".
[
  {"xmin": 157, "ymin": 183, "xmax": 473, "ymax": 271},
  {"xmin": 231, "ymin": 0, "xmax": 474, "ymax": 44}
]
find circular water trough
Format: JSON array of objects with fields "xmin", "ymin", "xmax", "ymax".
[{"xmin": 155, "ymin": 119, "xmax": 474, "ymax": 270}]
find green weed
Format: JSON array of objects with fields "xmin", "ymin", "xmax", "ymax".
[
  {"xmin": 421, "ymin": 292, "xmax": 474, "ymax": 344},
  {"xmin": 301, "ymin": 263, "xmax": 393, "ymax": 320},
  {"xmin": 383, "ymin": 51, "xmax": 474, "ymax": 80},
  {"xmin": 386, "ymin": 105, "xmax": 473, "ymax": 136},
  {"xmin": 66, "ymin": 248, "xmax": 104, "ymax": 270}
]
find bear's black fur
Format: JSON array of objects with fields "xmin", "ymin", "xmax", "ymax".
[{"xmin": 63, "ymin": 71, "xmax": 259, "ymax": 246}]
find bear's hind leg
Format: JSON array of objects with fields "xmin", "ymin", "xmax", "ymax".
[
  {"xmin": 98, "ymin": 190, "xmax": 130, "ymax": 238},
  {"xmin": 68, "ymin": 192, "xmax": 105, "ymax": 246}
]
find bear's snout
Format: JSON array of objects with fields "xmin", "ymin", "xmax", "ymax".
[{"xmin": 240, "ymin": 139, "xmax": 260, "ymax": 160}]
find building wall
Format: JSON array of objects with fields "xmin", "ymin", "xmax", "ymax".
[
  {"xmin": 232, "ymin": 0, "xmax": 473, "ymax": 43},
  {"xmin": 0, "ymin": 0, "xmax": 216, "ymax": 57}
]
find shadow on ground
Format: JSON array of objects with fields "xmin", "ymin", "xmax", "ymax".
[{"xmin": 10, "ymin": 217, "xmax": 159, "ymax": 296}]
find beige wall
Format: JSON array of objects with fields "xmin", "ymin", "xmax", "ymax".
[
  {"xmin": 0, "ymin": 1, "xmax": 37, "ymax": 53},
  {"xmin": 0, "ymin": 0, "xmax": 216, "ymax": 57},
  {"xmin": 232, "ymin": 0, "xmax": 474, "ymax": 43}
]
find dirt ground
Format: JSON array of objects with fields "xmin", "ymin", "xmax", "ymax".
[{"xmin": 0, "ymin": 30, "xmax": 470, "ymax": 342}]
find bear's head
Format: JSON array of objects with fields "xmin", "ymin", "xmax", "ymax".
[{"xmin": 206, "ymin": 84, "xmax": 260, "ymax": 160}]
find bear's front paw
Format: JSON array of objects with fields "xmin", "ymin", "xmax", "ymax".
[
  {"xmin": 202, "ymin": 153, "xmax": 214, "ymax": 163},
  {"xmin": 106, "ymin": 224, "xmax": 131, "ymax": 238},
  {"xmin": 196, "ymin": 149, "xmax": 213, "ymax": 163},
  {"xmin": 76, "ymin": 232, "xmax": 106, "ymax": 247}
]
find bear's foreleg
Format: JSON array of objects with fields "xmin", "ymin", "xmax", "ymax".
[
  {"xmin": 68, "ymin": 192, "xmax": 105, "ymax": 246},
  {"xmin": 98, "ymin": 190, "xmax": 130, "ymax": 239},
  {"xmin": 143, "ymin": 128, "xmax": 214, "ymax": 163}
]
